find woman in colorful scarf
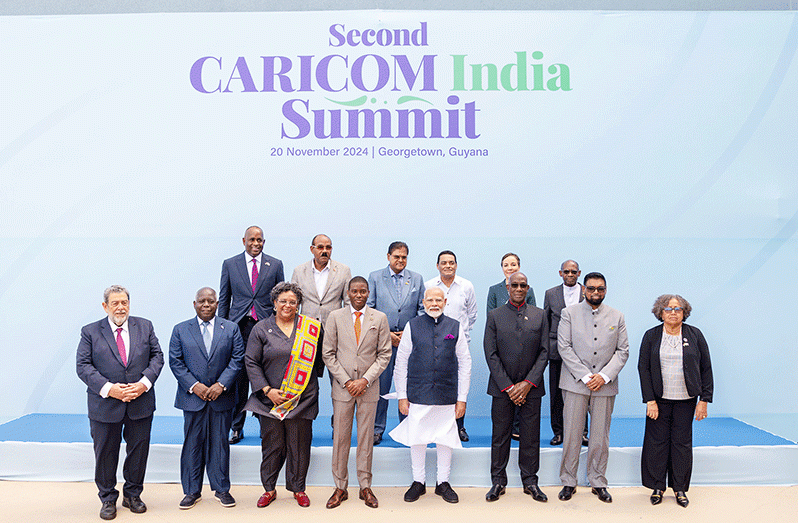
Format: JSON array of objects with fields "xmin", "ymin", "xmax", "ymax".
[
  {"xmin": 244, "ymin": 282, "xmax": 324, "ymax": 508},
  {"xmin": 638, "ymin": 294, "xmax": 713, "ymax": 508}
]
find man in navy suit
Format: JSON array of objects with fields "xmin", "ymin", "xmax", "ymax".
[
  {"xmin": 76, "ymin": 285, "xmax": 164, "ymax": 520},
  {"xmin": 218, "ymin": 225, "xmax": 284, "ymax": 444},
  {"xmin": 169, "ymin": 287, "xmax": 245, "ymax": 509},
  {"xmin": 367, "ymin": 241, "xmax": 425, "ymax": 445}
]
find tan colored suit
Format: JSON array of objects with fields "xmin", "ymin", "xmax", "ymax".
[
  {"xmin": 291, "ymin": 259, "xmax": 351, "ymax": 325},
  {"xmin": 322, "ymin": 305, "xmax": 392, "ymax": 489}
]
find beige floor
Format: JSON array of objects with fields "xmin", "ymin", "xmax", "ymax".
[{"xmin": 0, "ymin": 482, "xmax": 796, "ymax": 522}]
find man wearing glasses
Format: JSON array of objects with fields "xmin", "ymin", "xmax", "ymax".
[
  {"xmin": 543, "ymin": 260, "xmax": 588, "ymax": 446},
  {"xmin": 556, "ymin": 272, "xmax": 629, "ymax": 504}
]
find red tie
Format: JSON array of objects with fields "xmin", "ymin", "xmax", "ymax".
[
  {"xmin": 354, "ymin": 311, "xmax": 362, "ymax": 344},
  {"xmin": 251, "ymin": 258, "xmax": 259, "ymax": 320},
  {"xmin": 115, "ymin": 327, "xmax": 127, "ymax": 366}
]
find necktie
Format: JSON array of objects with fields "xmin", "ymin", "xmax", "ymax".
[
  {"xmin": 251, "ymin": 258, "xmax": 259, "ymax": 320},
  {"xmin": 115, "ymin": 327, "xmax": 127, "ymax": 366},
  {"xmin": 393, "ymin": 273, "xmax": 402, "ymax": 301},
  {"xmin": 354, "ymin": 311, "xmax": 363, "ymax": 344},
  {"xmin": 201, "ymin": 321, "xmax": 212, "ymax": 354}
]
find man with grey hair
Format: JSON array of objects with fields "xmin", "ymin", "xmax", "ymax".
[
  {"xmin": 77, "ymin": 285, "xmax": 164, "ymax": 520},
  {"xmin": 169, "ymin": 287, "xmax": 245, "ymax": 509}
]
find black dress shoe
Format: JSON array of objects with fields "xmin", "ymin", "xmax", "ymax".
[
  {"xmin": 404, "ymin": 481, "xmax": 426, "ymax": 502},
  {"xmin": 582, "ymin": 435, "xmax": 589, "ymax": 447},
  {"xmin": 215, "ymin": 491, "xmax": 236, "ymax": 507},
  {"xmin": 523, "ymin": 484, "xmax": 548, "ymax": 502},
  {"xmin": 435, "ymin": 482, "xmax": 459, "ymax": 503},
  {"xmin": 458, "ymin": 427, "xmax": 469, "ymax": 442},
  {"xmin": 229, "ymin": 430, "xmax": 243, "ymax": 444},
  {"xmin": 99, "ymin": 501, "xmax": 116, "ymax": 520},
  {"xmin": 650, "ymin": 489, "xmax": 663, "ymax": 505},
  {"xmin": 675, "ymin": 491, "xmax": 689, "ymax": 507},
  {"xmin": 122, "ymin": 496, "xmax": 147, "ymax": 513},
  {"xmin": 558, "ymin": 486, "xmax": 575, "ymax": 501},
  {"xmin": 485, "ymin": 484, "xmax": 505, "ymax": 501},
  {"xmin": 550, "ymin": 434, "xmax": 563, "ymax": 445},
  {"xmin": 591, "ymin": 487, "xmax": 612, "ymax": 503},
  {"xmin": 373, "ymin": 432, "xmax": 382, "ymax": 445},
  {"xmin": 179, "ymin": 493, "xmax": 201, "ymax": 509}
]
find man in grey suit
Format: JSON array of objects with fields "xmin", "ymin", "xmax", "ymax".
[
  {"xmin": 543, "ymin": 259, "xmax": 588, "ymax": 446},
  {"xmin": 557, "ymin": 272, "xmax": 628, "ymax": 504},
  {"xmin": 291, "ymin": 234, "xmax": 351, "ymax": 325},
  {"xmin": 367, "ymin": 241, "xmax": 425, "ymax": 445},
  {"xmin": 219, "ymin": 225, "xmax": 284, "ymax": 444},
  {"xmin": 322, "ymin": 277, "xmax": 392, "ymax": 509},
  {"xmin": 76, "ymin": 285, "xmax": 164, "ymax": 520}
]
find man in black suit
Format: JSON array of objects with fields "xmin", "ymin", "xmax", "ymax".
[
  {"xmin": 169, "ymin": 287, "xmax": 245, "ymax": 509},
  {"xmin": 543, "ymin": 260, "xmax": 588, "ymax": 446},
  {"xmin": 219, "ymin": 225, "xmax": 284, "ymax": 444},
  {"xmin": 76, "ymin": 285, "xmax": 164, "ymax": 520},
  {"xmin": 483, "ymin": 273, "xmax": 549, "ymax": 503}
]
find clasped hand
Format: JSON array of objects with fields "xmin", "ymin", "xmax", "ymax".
[{"xmin": 108, "ymin": 382, "xmax": 146, "ymax": 402}]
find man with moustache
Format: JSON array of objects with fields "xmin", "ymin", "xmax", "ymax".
[
  {"xmin": 425, "ymin": 250, "xmax": 477, "ymax": 442},
  {"xmin": 291, "ymin": 234, "xmax": 352, "ymax": 325},
  {"xmin": 76, "ymin": 285, "xmax": 164, "ymax": 520},
  {"xmin": 219, "ymin": 225, "xmax": 284, "ymax": 444},
  {"xmin": 169, "ymin": 287, "xmax": 245, "ymax": 509},
  {"xmin": 557, "ymin": 272, "xmax": 629, "ymax": 504},
  {"xmin": 543, "ymin": 260, "xmax": 588, "ymax": 446},
  {"xmin": 389, "ymin": 287, "xmax": 472, "ymax": 504},
  {"xmin": 484, "ymin": 272, "xmax": 549, "ymax": 503},
  {"xmin": 322, "ymin": 277, "xmax": 392, "ymax": 509},
  {"xmin": 367, "ymin": 241, "xmax": 425, "ymax": 445}
]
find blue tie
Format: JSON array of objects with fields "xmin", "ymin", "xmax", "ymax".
[
  {"xmin": 201, "ymin": 321, "xmax": 211, "ymax": 354},
  {"xmin": 393, "ymin": 273, "xmax": 402, "ymax": 301}
]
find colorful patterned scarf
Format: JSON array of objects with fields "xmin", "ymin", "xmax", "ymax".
[{"xmin": 270, "ymin": 314, "xmax": 321, "ymax": 420}]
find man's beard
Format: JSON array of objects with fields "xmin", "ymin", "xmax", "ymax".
[
  {"xmin": 426, "ymin": 309, "xmax": 443, "ymax": 319},
  {"xmin": 586, "ymin": 295, "xmax": 604, "ymax": 307}
]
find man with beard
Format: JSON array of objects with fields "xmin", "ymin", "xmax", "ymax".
[
  {"xmin": 557, "ymin": 272, "xmax": 628, "ymax": 504},
  {"xmin": 389, "ymin": 287, "xmax": 471, "ymax": 504}
]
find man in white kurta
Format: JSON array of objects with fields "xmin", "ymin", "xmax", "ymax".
[{"xmin": 390, "ymin": 287, "xmax": 471, "ymax": 504}]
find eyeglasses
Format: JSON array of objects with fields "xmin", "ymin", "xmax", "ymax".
[
  {"xmin": 663, "ymin": 307, "xmax": 683, "ymax": 312},
  {"xmin": 276, "ymin": 299, "xmax": 298, "ymax": 306},
  {"xmin": 585, "ymin": 286, "xmax": 606, "ymax": 293},
  {"xmin": 562, "ymin": 270, "xmax": 578, "ymax": 275},
  {"xmin": 509, "ymin": 283, "xmax": 528, "ymax": 288}
]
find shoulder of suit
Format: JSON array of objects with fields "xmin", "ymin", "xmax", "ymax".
[
  {"xmin": 224, "ymin": 252, "xmax": 244, "ymax": 264},
  {"xmin": 330, "ymin": 259, "xmax": 351, "ymax": 272},
  {"xmin": 129, "ymin": 316, "xmax": 153, "ymax": 327},
  {"xmin": 263, "ymin": 253, "xmax": 283, "ymax": 265},
  {"xmin": 545, "ymin": 285, "xmax": 561, "ymax": 295}
]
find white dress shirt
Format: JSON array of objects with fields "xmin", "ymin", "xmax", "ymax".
[
  {"xmin": 425, "ymin": 275, "xmax": 478, "ymax": 343},
  {"xmin": 313, "ymin": 263, "xmax": 330, "ymax": 300}
]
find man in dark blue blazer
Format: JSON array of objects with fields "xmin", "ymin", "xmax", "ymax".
[
  {"xmin": 76, "ymin": 285, "xmax": 164, "ymax": 520},
  {"xmin": 366, "ymin": 241, "xmax": 425, "ymax": 444},
  {"xmin": 169, "ymin": 287, "xmax": 245, "ymax": 509},
  {"xmin": 218, "ymin": 225, "xmax": 284, "ymax": 443}
]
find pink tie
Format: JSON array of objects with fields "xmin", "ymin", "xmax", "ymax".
[
  {"xmin": 115, "ymin": 327, "xmax": 127, "ymax": 366},
  {"xmin": 251, "ymin": 259, "xmax": 259, "ymax": 320}
]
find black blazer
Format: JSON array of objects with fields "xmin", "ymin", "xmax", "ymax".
[{"xmin": 638, "ymin": 323, "xmax": 713, "ymax": 403}]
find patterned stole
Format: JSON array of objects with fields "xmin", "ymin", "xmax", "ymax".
[{"xmin": 271, "ymin": 314, "xmax": 321, "ymax": 420}]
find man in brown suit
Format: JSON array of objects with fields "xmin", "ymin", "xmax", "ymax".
[{"xmin": 322, "ymin": 276, "xmax": 392, "ymax": 509}]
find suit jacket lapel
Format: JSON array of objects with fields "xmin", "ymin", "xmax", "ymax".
[
  {"xmin": 383, "ymin": 268, "xmax": 401, "ymax": 307},
  {"xmin": 358, "ymin": 306, "xmax": 376, "ymax": 349},
  {"xmin": 321, "ymin": 261, "xmax": 338, "ymax": 300},
  {"xmin": 189, "ymin": 320, "xmax": 209, "ymax": 359},
  {"xmin": 100, "ymin": 320, "xmax": 125, "ymax": 367},
  {"xmin": 305, "ymin": 262, "xmax": 320, "ymax": 302},
  {"xmin": 235, "ymin": 253, "xmax": 253, "ymax": 295}
]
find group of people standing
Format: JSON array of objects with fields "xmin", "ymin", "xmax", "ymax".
[{"xmin": 75, "ymin": 226, "xmax": 713, "ymax": 520}]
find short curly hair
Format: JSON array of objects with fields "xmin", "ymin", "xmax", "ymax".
[
  {"xmin": 651, "ymin": 294, "xmax": 691, "ymax": 322},
  {"xmin": 270, "ymin": 281, "xmax": 304, "ymax": 307}
]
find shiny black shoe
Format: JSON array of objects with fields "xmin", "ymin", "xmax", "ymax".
[
  {"xmin": 582, "ymin": 435, "xmax": 589, "ymax": 447},
  {"xmin": 122, "ymin": 496, "xmax": 147, "ymax": 513},
  {"xmin": 373, "ymin": 432, "xmax": 382, "ymax": 445},
  {"xmin": 650, "ymin": 489, "xmax": 664, "ymax": 505},
  {"xmin": 591, "ymin": 487, "xmax": 612, "ymax": 503},
  {"xmin": 434, "ymin": 482, "xmax": 459, "ymax": 503},
  {"xmin": 558, "ymin": 486, "xmax": 575, "ymax": 501},
  {"xmin": 404, "ymin": 481, "xmax": 426, "ymax": 502},
  {"xmin": 99, "ymin": 501, "xmax": 116, "ymax": 520},
  {"xmin": 485, "ymin": 484, "xmax": 505, "ymax": 502},
  {"xmin": 229, "ymin": 430, "xmax": 243, "ymax": 444},
  {"xmin": 675, "ymin": 491, "xmax": 689, "ymax": 507},
  {"xmin": 458, "ymin": 427, "xmax": 469, "ymax": 442},
  {"xmin": 523, "ymin": 484, "xmax": 548, "ymax": 502},
  {"xmin": 549, "ymin": 434, "xmax": 563, "ymax": 445}
]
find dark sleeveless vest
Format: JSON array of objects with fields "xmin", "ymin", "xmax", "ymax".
[{"xmin": 407, "ymin": 313, "xmax": 459, "ymax": 405}]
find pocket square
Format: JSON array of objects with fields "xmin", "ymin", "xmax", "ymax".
[{"xmin": 445, "ymin": 334, "xmax": 455, "ymax": 340}]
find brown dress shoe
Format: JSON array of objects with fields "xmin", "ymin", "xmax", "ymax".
[
  {"xmin": 359, "ymin": 487, "xmax": 379, "ymax": 508},
  {"xmin": 325, "ymin": 488, "xmax": 348, "ymax": 509}
]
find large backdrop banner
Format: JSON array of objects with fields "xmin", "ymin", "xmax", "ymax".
[{"xmin": 1, "ymin": 10, "xmax": 797, "ymax": 421}]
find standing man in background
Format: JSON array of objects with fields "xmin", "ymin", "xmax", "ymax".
[
  {"xmin": 367, "ymin": 241, "xmax": 425, "ymax": 445},
  {"xmin": 219, "ymin": 225, "xmax": 284, "ymax": 444},
  {"xmin": 543, "ymin": 260, "xmax": 588, "ymax": 446},
  {"xmin": 76, "ymin": 285, "xmax": 164, "ymax": 520},
  {"xmin": 425, "ymin": 250, "xmax": 477, "ymax": 442},
  {"xmin": 291, "ymin": 234, "xmax": 351, "ymax": 325}
]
